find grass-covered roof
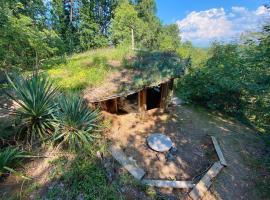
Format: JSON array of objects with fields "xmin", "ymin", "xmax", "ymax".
[{"xmin": 46, "ymin": 48, "xmax": 189, "ymax": 102}]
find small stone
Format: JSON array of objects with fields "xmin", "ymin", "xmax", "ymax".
[
  {"xmin": 166, "ymin": 152, "xmax": 175, "ymax": 161},
  {"xmin": 96, "ymin": 151, "xmax": 102, "ymax": 159},
  {"xmin": 170, "ymin": 147, "xmax": 178, "ymax": 154}
]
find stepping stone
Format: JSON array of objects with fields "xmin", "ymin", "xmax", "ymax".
[
  {"xmin": 147, "ymin": 133, "xmax": 173, "ymax": 152},
  {"xmin": 109, "ymin": 145, "xmax": 145, "ymax": 180},
  {"xmin": 142, "ymin": 179, "xmax": 194, "ymax": 189}
]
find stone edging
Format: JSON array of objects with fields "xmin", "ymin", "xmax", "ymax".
[{"xmin": 109, "ymin": 136, "xmax": 228, "ymax": 198}]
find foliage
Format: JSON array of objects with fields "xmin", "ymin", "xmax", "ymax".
[
  {"xmin": 158, "ymin": 24, "xmax": 181, "ymax": 51},
  {"xmin": 130, "ymin": 50, "xmax": 189, "ymax": 88},
  {"xmin": 46, "ymin": 48, "xmax": 132, "ymax": 92},
  {"xmin": 53, "ymin": 95, "xmax": 100, "ymax": 151},
  {"xmin": 134, "ymin": 0, "xmax": 162, "ymax": 49},
  {"xmin": 45, "ymin": 144, "xmax": 119, "ymax": 199},
  {"xmin": 177, "ymin": 23, "xmax": 270, "ymax": 133},
  {"xmin": 6, "ymin": 74, "xmax": 58, "ymax": 145},
  {"xmin": 177, "ymin": 41, "xmax": 209, "ymax": 68},
  {"xmin": 110, "ymin": 0, "xmax": 144, "ymax": 46},
  {"xmin": 0, "ymin": 1, "xmax": 63, "ymax": 70},
  {"xmin": 0, "ymin": 147, "xmax": 29, "ymax": 177}
]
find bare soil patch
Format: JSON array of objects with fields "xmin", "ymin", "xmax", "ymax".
[
  {"xmin": 108, "ymin": 108, "xmax": 217, "ymax": 181},
  {"xmin": 106, "ymin": 104, "xmax": 269, "ymax": 199}
]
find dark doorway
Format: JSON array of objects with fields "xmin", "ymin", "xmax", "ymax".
[
  {"xmin": 146, "ymin": 86, "xmax": 161, "ymax": 110},
  {"xmin": 117, "ymin": 92, "xmax": 138, "ymax": 114}
]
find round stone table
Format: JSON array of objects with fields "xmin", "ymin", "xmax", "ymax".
[{"xmin": 147, "ymin": 133, "xmax": 173, "ymax": 152}]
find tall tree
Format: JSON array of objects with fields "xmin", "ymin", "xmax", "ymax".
[
  {"xmin": 110, "ymin": 0, "xmax": 143, "ymax": 47},
  {"xmin": 134, "ymin": 0, "xmax": 161, "ymax": 49}
]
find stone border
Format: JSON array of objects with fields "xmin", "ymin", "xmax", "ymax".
[
  {"xmin": 109, "ymin": 145, "xmax": 146, "ymax": 180},
  {"xmin": 109, "ymin": 136, "xmax": 227, "ymax": 197},
  {"xmin": 142, "ymin": 179, "xmax": 194, "ymax": 189}
]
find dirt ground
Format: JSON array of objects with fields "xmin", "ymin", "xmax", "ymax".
[
  {"xmin": 108, "ymin": 108, "xmax": 217, "ymax": 181},
  {"xmin": 106, "ymin": 103, "xmax": 269, "ymax": 200},
  {"xmin": 0, "ymin": 92, "xmax": 269, "ymax": 199}
]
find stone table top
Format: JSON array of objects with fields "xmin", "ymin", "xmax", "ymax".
[{"xmin": 147, "ymin": 133, "xmax": 173, "ymax": 152}]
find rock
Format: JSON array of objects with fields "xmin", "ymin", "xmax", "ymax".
[
  {"xmin": 96, "ymin": 151, "xmax": 102, "ymax": 159},
  {"xmin": 170, "ymin": 146, "xmax": 178, "ymax": 154},
  {"xmin": 171, "ymin": 97, "xmax": 184, "ymax": 105},
  {"xmin": 166, "ymin": 152, "xmax": 175, "ymax": 161}
]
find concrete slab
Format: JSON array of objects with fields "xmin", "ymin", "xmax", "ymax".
[
  {"xmin": 109, "ymin": 145, "xmax": 146, "ymax": 180},
  {"xmin": 142, "ymin": 179, "xmax": 195, "ymax": 188}
]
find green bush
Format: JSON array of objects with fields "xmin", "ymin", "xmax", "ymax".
[
  {"xmin": 6, "ymin": 74, "xmax": 58, "ymax": 145},
  {"xmin": 177, "ymin": 36, "xmax": 270, "ymax": 133},
  {"xmin": 0, "ymin": 147, "xmax": 29, "ymax": 177},
  {"xmin": 53, "ymin": 95, "xmax": 100, "ymax": 151}
]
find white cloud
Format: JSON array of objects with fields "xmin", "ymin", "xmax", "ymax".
[{"xmin": 176, "ymin": 6, "xmax": 270, "ymax": 47}]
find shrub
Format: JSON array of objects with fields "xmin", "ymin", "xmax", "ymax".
[
  {"xmin": 6, "ymin": 74, "xmax": 58, "ymax": 145},
  {"xmin": 0, "ymin": 147, "xmax": 30, "ymax": 177},
  {"xmin": 53, "ymin": 95, "xmax": 100, "ymax": 151}
]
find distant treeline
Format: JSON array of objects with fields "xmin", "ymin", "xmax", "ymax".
[{"xmin": 0, "ymin": 0, "xmax": 181, "ymax": 70}]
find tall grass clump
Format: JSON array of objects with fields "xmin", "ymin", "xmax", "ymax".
[
  {"xmin": 53, "ymin": 95, "xmax": 100, "ymax": 151},
  {"xmin": 6, "ymin": 74, "xmax": 58, "ymax": 145}
]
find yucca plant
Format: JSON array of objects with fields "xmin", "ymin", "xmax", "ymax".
[
  {"xmin": 53, "ymin": 95, "xmax": 101, "ymax": 151},
  {"xmin": 6, "ymin": 74, "xmax": 58, "ymax": 145},
  {"xmin": 0, "ymin": 147, "xmax": 30, "ymax": 178}
]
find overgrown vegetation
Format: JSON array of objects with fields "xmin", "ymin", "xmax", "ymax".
[
  {"xmin": 177, "ymin": 24, "xmax": 270, "ymax": 134},
  {"xmin": 0, "ymin": 0, "xmax": 180, "ymax": 71},
  {"xmin": 46, "ymin": 47, "xmax": 131, "ymax": 92},
  {"xmin": 0, "ymin": 0, "xmax": 269, "ymax": 199},
  {"xmin": 53, "ymin": 95, "xmax": 101, "ymax": 151},
  {"xmin": 6, "ymin": 74, "xmax": 58, "ymax": 145},
  {"xmin": 0, "ymin": 147, "xmax": 29, "ymax": 178}
]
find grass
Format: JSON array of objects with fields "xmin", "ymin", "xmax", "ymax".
[{"xmin": 45, "ymin": 47, "xmax": 132, "ymax": 92}]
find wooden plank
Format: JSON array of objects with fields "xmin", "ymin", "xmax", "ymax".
[
  {"xmin": 138, "ymin": 89, "xmax": 147, "ymax": 113},
  {"xmin": 211, "ymin": 136, "xmax": 227, "ymax": 166},
  {"xmin": 142, "ymin": 179, "xmax": 194, "ymax": 189},
  {"xmin": 189, "ymin": 162, "xmax": 223, "ymax": 200},
  {"xmin": 160, "ymin": 82, "xmax": 169, "ymax": 110},
  {"xmin": 109, "ymin": 145, "xmax": 146, "ymax": 180}
]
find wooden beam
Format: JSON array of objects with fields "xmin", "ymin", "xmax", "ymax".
[
  {"xmin": 189, "ymin": 162, "xmax": 223, "ymax": 200},
  {"xmin": 142, "ymin": 179, "xmax": 194, "ymax": 189},
  {"xmin": 109, "ymin": 145, "xmax": 146, "ymax": 180},
  {"xmin": 138, "ymin": 89, "xmax": 147, "ymax": 113},
  {"xmin": 211, "ymin": 136, "xmax": 227, "ymax": 166},
  {"xmin": 160, "ymin": 82, "xmax": 169, "ymax": 110}
]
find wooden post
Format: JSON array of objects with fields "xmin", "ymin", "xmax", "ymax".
[
  {"xmin": 160, "ymin": 82, "xmax": 169, "ymax": 111},
  {"xmin": 131, "ymin": 28, "xmax": 135, "ymax": 50},
  {"xmin": 138, "ymin": 89, "xmax": 147, "ymax": 116}
]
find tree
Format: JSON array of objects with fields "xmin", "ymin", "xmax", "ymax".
[
  {"xmin": 110, "ymin": 0, "xmax": 143, "ymax": 47},
  {"xmin": 158, "ymin": 24, "xmax": 181, "ymax": 51},
  {"xmin": 134, "ymin": 0, "xmax": 161, "ymax": 49}
]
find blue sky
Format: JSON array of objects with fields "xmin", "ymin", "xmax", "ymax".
[{"xmin": 156, "ymin": 0, "xmax": 270, "ymax": 47}]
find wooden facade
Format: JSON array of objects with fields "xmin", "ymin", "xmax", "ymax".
[{"xmin": 94, "ymin": 79, "xmax": 173, "ymax": 113}]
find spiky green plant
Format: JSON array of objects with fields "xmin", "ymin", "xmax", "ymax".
[
  {"xmin": 53, "ymin": 95, "xmax": 100, "ymax": 151},
  {"xmin": 6, "ymin": 74, "xmax": 58, "ymax": 145},
  {"xmin": 0, "ymin": 147, "xmax": 30, "ymax": 178}
]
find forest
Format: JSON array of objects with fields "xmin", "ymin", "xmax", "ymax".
[{"xmin": 0, "ymin": 0, "xmax": 270, "ymax": 199}]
